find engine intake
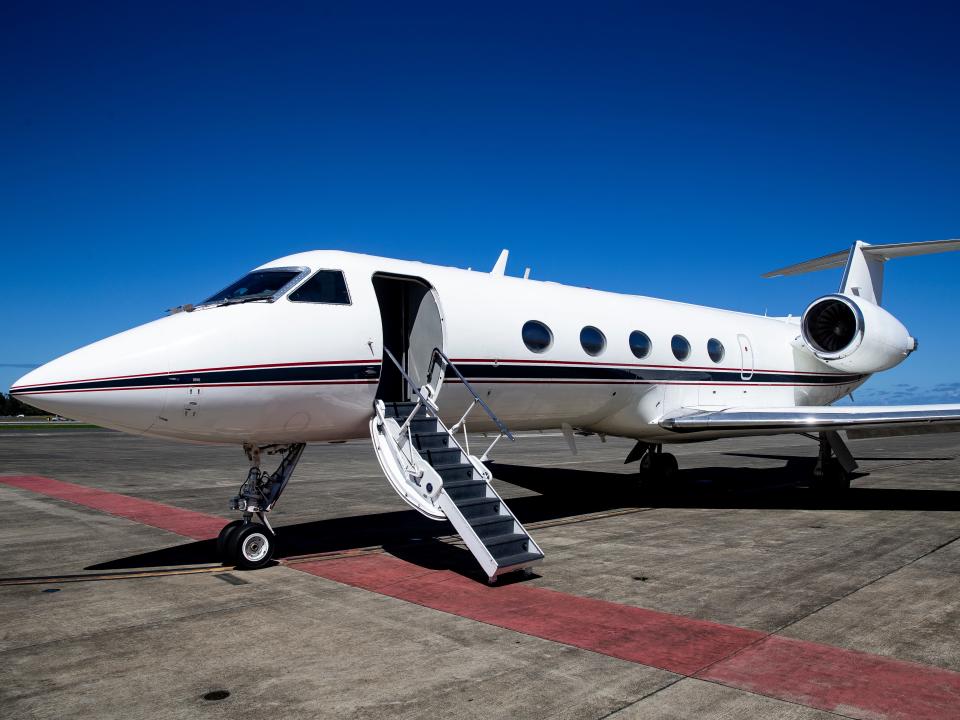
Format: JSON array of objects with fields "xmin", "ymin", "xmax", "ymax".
[
  {"xmin": 800, "ymin": 294, "xmax": 915, "ymax": 373},
  {"xmin": 803, "ymin": 297, "xmax": 861, "ymax": 355}
]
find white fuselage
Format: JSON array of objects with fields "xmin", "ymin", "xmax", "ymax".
[{"xmin": 11, "ymin": 250, "xmax": 867, "ymax": 444}]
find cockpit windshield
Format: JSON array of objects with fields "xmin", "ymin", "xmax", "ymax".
[{"xmin": 201, "ymin": 268, "xmax": 304, "ymax": 306}]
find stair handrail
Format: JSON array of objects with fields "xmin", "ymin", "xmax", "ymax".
[
  {"xmin": 382, "ymin": 347, "xmax": 437, "ymax": 408},
  {"xmin": 428, "ymin": 348, "xmax": 514, "ymax": 442}
]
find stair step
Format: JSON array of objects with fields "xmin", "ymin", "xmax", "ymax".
[
  {"xmin": 433, "ymin": 463, "xmax": 475, "ymax": 483},
  {"xmin": 468, "ymin": 513, "xmax": 515, "ymax": 537},
  {"xmin": 385, "ymin": 402, "xmax": 428, "ymax": 420},
  {"xmin": 492, "ymin": 550, "xmax": 543, "ymax": 571},
  {"xmin": 409, "ymin": 417, "xmax": 439, "ymax": 433},
  {"xmin": 412, "ymin": 431, "xmax": 452, "ymax": 451},
  {"xmin": 384, "ymin": 401, "xmax": 417, "ymax": 413},
  {"xmin": 455, "ymin": 496, "xmax": 500, "ymax": 519},
  {"xmin": 442, "ymin": 479, "xmax": 488, "ymax": 501},
  {"xmin": 432, "ymin": 461, "xmax": 472, "ymax": 471},
  {"xmin": 483, "ymin": 532, "xmax": 530, "ymax": 559},
  {"xmin": 423, "ymin": 447, "xmax": 463, "ymax": 466}
]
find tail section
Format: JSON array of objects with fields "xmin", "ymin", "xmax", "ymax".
[{"xmin": 763, "ymin": 237, "xmax": 960, "ymax": 306}]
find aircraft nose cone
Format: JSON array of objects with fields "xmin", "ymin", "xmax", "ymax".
[{"xmin": 10, "ymin": 319, "xmax": 171, "ymax": 433}]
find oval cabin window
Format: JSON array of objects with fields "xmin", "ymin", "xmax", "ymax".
[
  {"xmin": 707, "ymin": 338, "xmax": 725, "ymax": 363},
  {"xmin": 580, "ymin": 326, "xmax": 606, "ymax": 357},
  {"xmin": 522, "ymin": 320, "xmax": 553, "ymax": 353},
  {"xmin": 629, "ymin": 330, "xmax": 652, "ymax": 359},
  {"xmin": 671, "ymin": 334, "xmax": 691, "ymax": 361}
]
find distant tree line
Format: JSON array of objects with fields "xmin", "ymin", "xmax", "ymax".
[{"xmin": 1, "ymin": 393, "xmax": 47, "ymax": 416}]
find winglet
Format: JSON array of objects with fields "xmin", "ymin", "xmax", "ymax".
[{"xmin": 491, "ymin": 249, "xmax": 509, "ymax": 276}]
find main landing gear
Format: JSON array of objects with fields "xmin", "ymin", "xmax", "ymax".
[
  {"xmin": 810, "ymin": 431, "xmax": 858, "ymax": 496},
  {"xmin": 626, "ymin": 441, "xmax": 679, "ymax": 488},
  {"xmin": 217, "ymin": 442, "xmax": 305, "ymax": 569}
]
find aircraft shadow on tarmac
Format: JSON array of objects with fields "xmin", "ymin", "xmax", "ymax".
[{"xmin": 86, "ymin": 454, "xmax": 960, "ymax": 576}]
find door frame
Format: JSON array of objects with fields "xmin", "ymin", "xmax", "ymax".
[{"xmin": 371, "ymin": 272, "xmax": 447, "ymax": 401}]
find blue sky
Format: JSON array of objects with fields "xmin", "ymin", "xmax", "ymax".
[{"xmin": 2, "ymin": 2, "xmax": 958, "ymax": 402}]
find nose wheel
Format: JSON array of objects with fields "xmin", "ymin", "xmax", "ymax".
[
  {"xmin": 218, "ymin": 520, "xmax": 276, "ymax": 569},
  {"xmin": 216, "ymin": 519, "xmax": 246, "ymax": 557}
]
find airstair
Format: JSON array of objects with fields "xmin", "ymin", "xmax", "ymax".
[{"xmin": 370, "ymin": 348, "xmax": 543, "ymax": 582}]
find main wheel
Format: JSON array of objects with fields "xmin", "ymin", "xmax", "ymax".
[
  {"xmin": 810, "ymin": 459, "xmax": 851, "ymax": 496},
  {"xmin": 228, "ymin": 523, "xmax": 275, "ymax": 570},
  {"xmin": 640, "ymin": 452, "xmax": 678, "ymax": 476},
  {"xmin": 655, "ymin": 453, "xmax": 679, "ymax": 477},
  {"xmin": 639, "ymin": 452, "xmax": 678, "ymax": 490},
  {"xmin": 216, "ymin": 520, "xmax": 246, "ymax": 559}
]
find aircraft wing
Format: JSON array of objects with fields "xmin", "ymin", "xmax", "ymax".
[{"xmin": 659, "ymin": 404, "xmax": 960, "ymax": 439}]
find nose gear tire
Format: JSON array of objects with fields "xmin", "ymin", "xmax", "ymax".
[
  {"xmin": 217, "ymin": 520, "xmax": 247, "ymax": 559},
  {"xmin": 227, "ymin": 523, "xmax": 275, "ymax": 570}
]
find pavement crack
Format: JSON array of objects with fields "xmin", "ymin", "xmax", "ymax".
[
  {"xmin": 591, "ymin": 676, "xmax": 686, "ymax": 719},
  {"xmin": 769, "ymin": 527, "xmax": 960, "ymax": 640}
]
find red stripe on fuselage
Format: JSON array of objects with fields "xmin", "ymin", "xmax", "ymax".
[
  {"xmin": 12, "ymin": 356, "xmax": 857, "ymax": 391},
  {"xmin": 9, "ymin": 359, "xmax": 382, "ymax": 390},
  {"xmin": 11, "ymin": 380, "xmax": 379, "ymax": 395},
  {"xmin": 450, "ymin": 357, "xmax": 860, "ymax": 377}
]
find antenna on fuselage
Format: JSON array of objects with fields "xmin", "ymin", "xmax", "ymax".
[{"xmin": 491, "ymin": 249, "xmax": 509, "ymax": 275}]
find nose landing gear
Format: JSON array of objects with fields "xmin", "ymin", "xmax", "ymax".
[{"xmin": 217, "ymin": 442, "xmax": 306, "ymax": 569}]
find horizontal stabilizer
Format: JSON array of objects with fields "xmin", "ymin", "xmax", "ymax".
[
  {"xmin": 764, "ymin": 237, "xmax": 960, "ymax": 305},
  {"xmin": 660, "ymin": 404, "xmax": 960, "ymax": 437},
  {"xmin": 763, "ymin": 238, "xmax": 960, "ymax": 278},
  {"xmin": 762, "ymin": 250, "xmax": 849, "ymax": 277}
]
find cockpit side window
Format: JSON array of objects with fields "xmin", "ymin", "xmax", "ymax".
[
  {"xmin": 202, "ymin": 268, "xmax": 305, "ymax": 306},
  {"xmin": 288, "ymin": 270, "xmax": 351, "ymax": 305}
]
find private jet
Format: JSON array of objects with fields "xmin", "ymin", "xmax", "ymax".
[{"xmin": 11, "ymin": 238, "xmax": 960, "ymax": 580}]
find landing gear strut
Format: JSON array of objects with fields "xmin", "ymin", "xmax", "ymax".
[
  {"xmin": 627, "ymin": 441, "xmax": 678, "ymax": 488},
  {"xmin": 218, "ymin": 442, "xmax": 305, "ymax": 569},
  {"xmin": 810, "ymin": 431, "xmax": 857, "ymax": 496}
]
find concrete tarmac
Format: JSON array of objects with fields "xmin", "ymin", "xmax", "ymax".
[{"xmin": 1, "ymin": 429, "xmax": 960, "ymax": 719}]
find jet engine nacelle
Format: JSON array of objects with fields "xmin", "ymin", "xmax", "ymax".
[{"xmin": 800, "ymin": 294, "xmax": 916, "ymax": 374}]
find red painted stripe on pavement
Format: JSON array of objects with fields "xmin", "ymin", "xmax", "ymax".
[
  {"xmin": 6, "ymin": 474, "xmax": 960, "ymax": 718},
  {"xmin": 296, "ymin": 553, "xmax": 765, "ymax": 676},
  {"xmin": 297, "ymin": 553, "xmax": 960, "ymax": 719},
  {"xmin": 699, "ymin": 634, "xmax": 960, "ymax": 720},
  {"xmin": 0, "ymin": 475, "xmax": 224, "ymax": 540}
]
